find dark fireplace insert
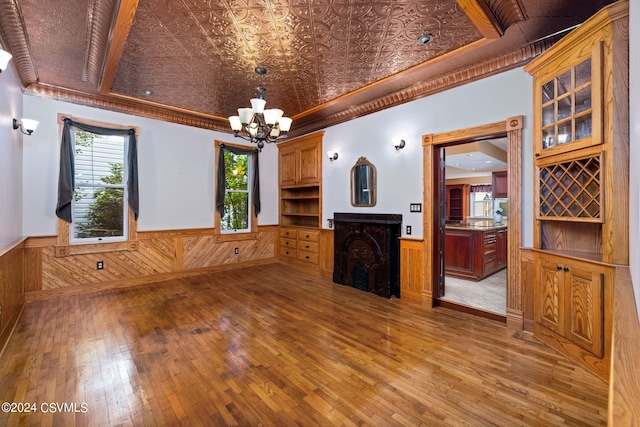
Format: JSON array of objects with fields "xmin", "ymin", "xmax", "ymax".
[{"xmin": 332, "ymin": 213, "xmax": 401, "ymax": 298}]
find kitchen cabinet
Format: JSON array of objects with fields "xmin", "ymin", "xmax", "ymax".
[
  {"xmin": 445, "ymin": 184, "xmax": 469, "ymax": 222},
  {"xmin": 491, "ymin": 171, "xmax": 507, "ymax": 198},
  {"xmin": 444, "ymin": 224, "xmax": 507, "ymax": 281}
]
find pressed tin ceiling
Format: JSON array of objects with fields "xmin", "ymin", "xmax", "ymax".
[{"xmin": 0, "ymin": 0, "xmax": 617, "ymax": 136}]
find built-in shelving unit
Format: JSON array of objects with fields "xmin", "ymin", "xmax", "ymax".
[
  {"xmin": 524, "ymin": 2, "xmax": 628, "ymax": 381},
  {"xmin": 278, "ymin": 132, "xmax": 323, "ymax": 229},
  {"xmin": 278, "ymin": 131, "xmax": 324, "ymax": 270},
  {"xmin": 445, "ymin": 184, "xmax": 468, "ymax": 222}
]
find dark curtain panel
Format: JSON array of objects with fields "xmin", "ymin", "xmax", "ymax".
[
  {"xmin": 470, "ymin": 184, "xmax": 492, "ymax": 193},
  {"xmin": 55, "ymin": 117, "xmax": 139, "ymax": 223},
  {"xmin": 216, "ymin": 144, "xmax": 261, "ymax": 217}
]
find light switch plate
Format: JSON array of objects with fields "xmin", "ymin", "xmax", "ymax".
[{"xmin": 409, "ymin": 203, "xmax": 422, "ymax": 212}]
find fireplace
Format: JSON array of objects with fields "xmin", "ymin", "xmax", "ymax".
[{"xmin": 332, "ymin": 213, "xmax": 402, "ymax": 298}]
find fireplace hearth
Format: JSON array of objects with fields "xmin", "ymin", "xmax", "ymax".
[{"xmin": 332, "ymin": 213, "xmax": 401, "ymax": 298}]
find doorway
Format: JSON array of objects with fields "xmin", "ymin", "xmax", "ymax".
[
  {"xmin": 439, "ymin": 139, "xmax": 508, "ymax": 321},
  {"xmin": 422, "ymin": 117, "xmax": 524, "ymax": 327}
]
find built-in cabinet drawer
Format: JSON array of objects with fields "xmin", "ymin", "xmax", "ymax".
[
  {"xmin": 297, "ymin": 229, "xmax": 320, "ymax": 243},
  {"xmin": 483, "ymin": 231, "xmax": 497, "ymax": 272},
  {"xmin": 279, "ymin": 227, "xmax": 321, "ymax": 269},
  {"xmin": 279, "ymin": 246, "xmax": 297, "ymax": 258}
]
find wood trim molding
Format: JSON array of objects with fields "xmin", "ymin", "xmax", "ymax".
[
  {"xmin": 13, "ymin": 35, "xmax": 558, "ymax": 138},
  {"xmin": 0, "ymin": 236, "xmax": 27, "ymax": 257},
  {"xmin": 423, "ymin": 116, "xmax": 524, "ymax": 325},
  {"xmin": 289, "ymin": 38, "xmax": 558, "ymax": 137},
  {"xmin": 26, "ymin": 84, "xmax": 230, "ymax": 132}
]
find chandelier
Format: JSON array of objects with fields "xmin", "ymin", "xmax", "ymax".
[{"xmin": 228, "ymin": 67, "xmax": 292, "ymax": 150}]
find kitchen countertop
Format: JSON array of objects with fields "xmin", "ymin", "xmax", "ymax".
[{"xmin": 445, "ymin": 221, "xmax": 508, "ymax": 231}]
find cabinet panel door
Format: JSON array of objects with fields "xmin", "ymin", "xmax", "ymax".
[
  {"xmin": 565, "ymin": 265, "xmax": 604, "ymax": 357},
  {"xmin": 279, "ymin": 150, "xmax": 297, "ymax": 186},
  {"xmin": 492, "ymin": 171, "xmax": 508, "ymax": 198},
  {"xmin": 537, "ymin": 256, "xmax": 564, "ymax": 334},
  {"xmin": 298, "ymin": 143, "xmax": 321, "ymax": 185}
]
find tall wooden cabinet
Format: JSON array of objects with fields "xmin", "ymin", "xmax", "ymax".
[
  {"xmin": 524, "ymin": 2, "xmax": 628, "ymax": 380},
  {"xmin": 278, "ymin": 131, "xmax": 324, "ymax": 271},
  {"xmin": 445, "ymin": 184, "xmax": 469, "ymax": 222}
]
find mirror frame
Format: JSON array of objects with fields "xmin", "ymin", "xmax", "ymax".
[{"xmin": 350, "ymin": 156, "xmax": 377, "ymax": 207}]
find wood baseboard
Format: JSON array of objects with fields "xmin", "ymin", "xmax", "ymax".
[{"xmin": 0, "ymin": 303, "xmax": 24, "ymax": 360}]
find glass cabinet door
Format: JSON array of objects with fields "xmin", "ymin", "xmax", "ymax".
[{"xmin": 535, "ymin": 46, "xmax": 602, "ymax": 159}]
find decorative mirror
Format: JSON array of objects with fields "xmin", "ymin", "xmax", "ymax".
[{"xmin": 351, "ymin": 157, "xmax": 376, "ymax": 207}]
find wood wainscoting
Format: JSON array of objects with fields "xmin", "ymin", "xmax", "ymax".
[
  {"xmin": 0, "ymin": 238, "xmax": 26, "ymax": 356},
  {"xmin": 399, "ymin": 238, "xmax": 424, "ymax": 300},
  {"xmin": 24, "ymin": 226, "xmax": 279, "ymax": 302}
]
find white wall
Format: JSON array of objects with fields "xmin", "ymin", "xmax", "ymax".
[
  {"xmin": 22, "ymin": 96, "xmax": 280, "ymax": 235},
  {"xmin": 0, "ymin": 53, "xmax": 24, "ymax": 248},
  {"xmin": 629, "ymin": 0, "xmax": 640, "ymax": 319},
  {"xmin": 322, "ymin": 68, "xmax": 534, "ymax": 242}
]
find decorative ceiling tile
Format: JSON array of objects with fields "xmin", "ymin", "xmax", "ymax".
[{"xmin": 110, "ymin": 0, "xmax": 482, "ymax": 118}]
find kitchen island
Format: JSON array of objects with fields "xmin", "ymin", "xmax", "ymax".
[{"xmin": 444, "ymin": 221, "xmax": 507, "ymax": 281}]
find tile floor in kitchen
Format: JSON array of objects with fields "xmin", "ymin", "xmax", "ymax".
[{"xmin": 441, "ymin": 269, "xmax": 507, "ymax": 314}]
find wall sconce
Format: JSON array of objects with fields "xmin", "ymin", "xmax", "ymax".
[
  {"xmin": 394, "ymin": 139, "xmax": 406, "ymax": 150},
  {"xmin": 327, "ymin": 151, "xmax": 338, "ymax": 161},
  {"xmin": 0, "ymin": 49, "xmax": 12, "ymax": 73},
  {"xmin": 13, "ymin": 118, "xmax": 39, "ymax": 135}
]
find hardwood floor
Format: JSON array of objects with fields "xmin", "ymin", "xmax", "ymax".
[{"xmin": 0, "ymin": 263, "xmax": 608, "ymax": 426}]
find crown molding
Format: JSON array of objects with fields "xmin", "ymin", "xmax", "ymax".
[{"xmin": 21, "ymin": 35, "xmax": 558, "ymax": 138}]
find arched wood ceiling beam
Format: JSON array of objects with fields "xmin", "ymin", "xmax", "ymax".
[{"xmin": 99, "ymin": 0, "xmax": 139, "ymax": 94}]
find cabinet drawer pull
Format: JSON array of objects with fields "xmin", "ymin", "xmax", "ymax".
[
  {"xmin": 557, "ymin": 265, "xmax": 562, "ymax": 270},
  {"xmin": 563, "ymin": 267, "xmax": 569, "ymax": 272},
  {"xmin": 306, "ymin": 235, "xmax": 310, "ymax": 238},
  {"xmin": 305, "ymin": 256, "xmax": 310, "ymax": 259},
  {"xmin": 305, "ymin": 245, "xmax": 310, "ymax": 249},
  {"xmin": 285, "ymin": 241, "xmax": 289, "ymax": 245}
]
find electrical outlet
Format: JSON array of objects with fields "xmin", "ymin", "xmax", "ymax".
[
  {"xmin": 234, "ymin": 248, "xmax": 239, "ymax": 255},
  {"xmin": 97, "ymin": 261, "xmax": 104, "ymax": 270},
  {"xmin": 406, "ymin": 225, "xmax": 412, "ymax": 235}
]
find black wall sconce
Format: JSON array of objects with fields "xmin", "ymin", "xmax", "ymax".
[
  {"xmin": 394, "ymin": 139, "xmax": 406, "ymax": 150},
  {"xmin": 327, "ymin": 151, "xmax": 339, "ymax": 161},
  {"xmin": 13, "ymin": 118, "xmax": 39, "ymax": 135}
]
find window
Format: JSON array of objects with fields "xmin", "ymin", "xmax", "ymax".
[
  {"xmin": 221, "ymin": 150, "xmax": 251, "ymax": 233},
  {"xmin": 56, "ymin": 115, "xmax": 139, "ymax": 252},
  {"xmin": 471, "ymin": 191, "xmax": 493, "ymax": 217},
  {"xmin": 72, "ymin": 131, "xmax": 127, "ymax": 242},
  {"xmin": 214, "ymin": 141, "xmax": 260, "ymax": 240}
]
